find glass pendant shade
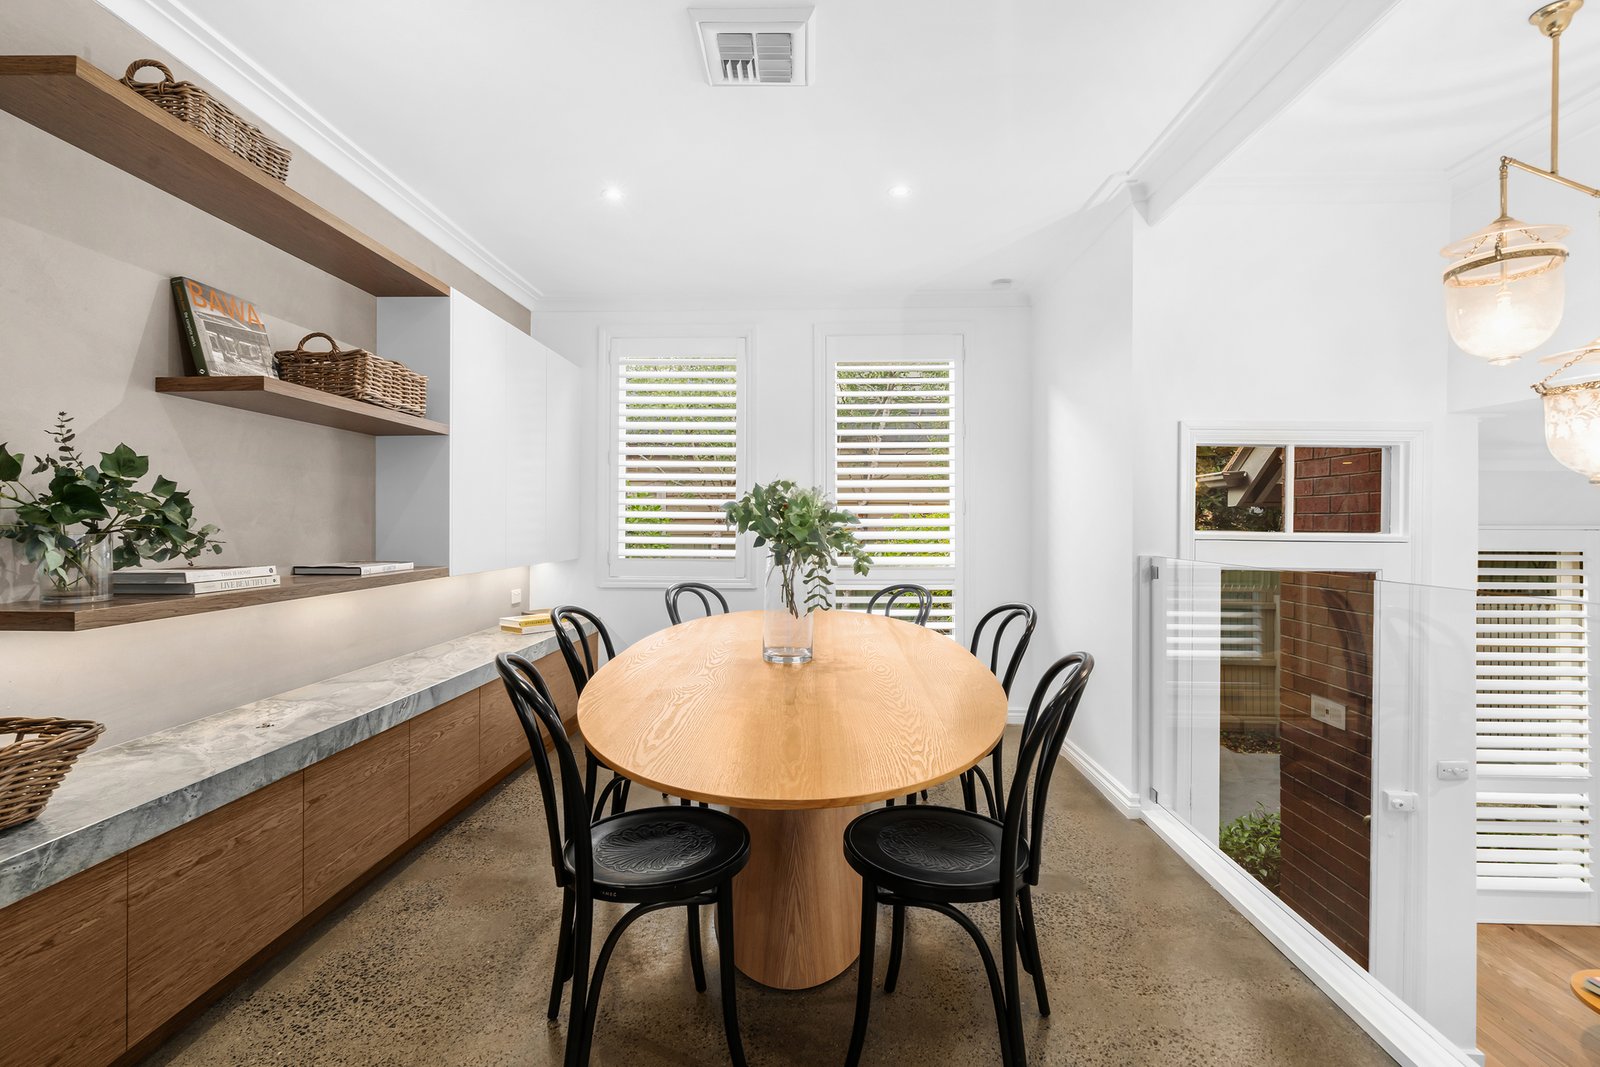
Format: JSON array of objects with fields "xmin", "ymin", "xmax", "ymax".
[
  {"xmin": 1441, "ymin": 216, "xmax": 1569, "ymax": 365},
  {"xmin": 1540, "ymin": 377, "xmax": 1600, "ymax": 482},
  {"xmin": 1537, "ymin": 337, "xmax": 1600, "ymax": 483}
]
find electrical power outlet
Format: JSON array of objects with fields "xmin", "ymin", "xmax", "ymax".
[
  {"xmin": 509, "ymin": 588, "xmax": 522, "ymax": 608},
  {"xmin": 1309, "ymin": 695, "xmax": 1346, "ymax": 731}
]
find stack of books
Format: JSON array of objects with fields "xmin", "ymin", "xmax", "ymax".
[
  {"xmin": 113, "ymin": 565, "xmax": 280, "ymax": 596},
  {"xmin": 501, "ymin": 610, "xmax": 554, "ymax": 636},
  {"xmin": 291, "ymin": 561, "xmax": 414, "ymax": 577},
  {"xmin": 1585, "ymin": 975, "xmax": 1600, "ymax": 997}
]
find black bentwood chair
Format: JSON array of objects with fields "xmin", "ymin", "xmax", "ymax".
[
  {"xmin": 549, "ymin": 605, "xmax": 634, "ymax": 819},
  {"xmin": 495, "ymin": 653, "xmax": 751, "ymax": 1067},
  {"xmin": 843, "ymin": 652, "xmax": 1094, "ymax": 1067},
  {"xmin": 866, "ymin": 584, "xmax": 933, "ymax": 627},
  {"xmin": 665, "ymin": 581, "xmax": 731, "ymax": 625},
  {"xmin": 960, "ymin": 603, "xmax": 1038, "ymax": 819}
]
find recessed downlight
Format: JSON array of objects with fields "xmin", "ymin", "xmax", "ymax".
[
  {"xmin": 601, "ymin": 185, "xmax": 626, "ymax": 203},
  {"xmin": 888, "ymin": 183, "xmax": 911, "ymax": 199}
]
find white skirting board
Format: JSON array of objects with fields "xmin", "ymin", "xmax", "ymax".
[
  {"xmin": 1059, "ymin": 738, "xmax": 1142, "ymax": 818},
  {"xmin": 1140, "ymin": 805, "xmax": 1480, "ymax": 1067}
]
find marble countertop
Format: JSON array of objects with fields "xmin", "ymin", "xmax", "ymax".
[{"xmin": 0, "ymin": 625, "xmax": 576, "ymax": 909}]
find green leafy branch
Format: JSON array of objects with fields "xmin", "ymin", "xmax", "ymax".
[
  {"xmin": 0, "ymin": 413, "xmax": 224, "ymax": 592},
  {"xmin": 723, "ymin": 480, "xmax": 872, "ymax": 617}
]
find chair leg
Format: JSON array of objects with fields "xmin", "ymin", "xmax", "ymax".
[
  {"xmin": 714, "ymin": 886, "xmax": 749, "ymax": 1067},
  {"xmin": 564, "ymin": 897, "xmax": 592, "ymax": 1067},
  {"xmin": 688, "ymin": 904, "xmax": 707, "ymax": 992},
  {"xmin": 1020, "ymin": 888, "xmax": 1049, "ymax": 1017},
  {"xmin": 1000, "ymin": 892, "xmax": 1026, "ymax": 1066},
  {"xmin": 612, "ymin": 776, "xmax": 631, "ymax": 816},
  {"xmin": 844, "ymin": 881, "xmax": 879, "ymax": 1067},
  {"xmin": 921, "ymin": 900, "xmax": 1013, "ymax": 1067},
  {"xmin": 990, "ymin": 743, "xmax": 1005, "ymax": 821},
  {"xmin": 884, "ymin": 904, "xmax": 906, "ymax": 993},
  {"xmin": 960, "ymin": 771, "xmax": 977, "ymax": 812},
  {"xmin": 549, "ymin": 886, "xmax": 575, "ymax": 1020}
]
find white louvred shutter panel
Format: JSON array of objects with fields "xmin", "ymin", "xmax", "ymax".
[
  {"xmin": 834, "ymin": 587, "xmax": 957, "ymax": 638},
  {"xmin": 831, "ymin": 360, "xmax": 956, "ymax": 567},
  {"xmin": 1476, "ymin": 530, "xmax": 1600, "ymax": 921},
  {"xmin": 1476, "ymin": 548, "xmax": 1589, "ymax": 778},
  {"xmin": 615, "ymin": 352, "xmax": 741, "ymax": 561}
]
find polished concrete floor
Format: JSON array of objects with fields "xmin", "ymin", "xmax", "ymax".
[{"xmin": 144, "ymin": 730, "xmax": 1393, "ymax": 1066}]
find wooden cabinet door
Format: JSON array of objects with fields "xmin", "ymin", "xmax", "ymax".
[
  {"xmin": 480, "ymin": 677, "xmax": 530, "ymax": 781},
  {"xmin": 0, "ymin": 856, "xmax": 127, "ymax": 1067},
  {"xmin": 127, "ymin": 774, "xmax": 303, "ymax": 1044},
  {"xmin": 409, "ymin": 689, "xmax": 481, "ymax": 834},
  {"xmin": 304, "ymin": 726, "xmax": 410, "ymax": 912}
]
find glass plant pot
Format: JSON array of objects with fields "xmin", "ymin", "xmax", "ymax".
[
  {"xmin": 763, "ymin": 554, "xmax": 814, "ymax": 664},
  {"xmin": 37, "ymin": 537, "xmax": 113, "ymax": 605}
]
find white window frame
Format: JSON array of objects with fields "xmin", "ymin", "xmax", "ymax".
[
  {"xmin": 1179, "ymin": 422, "xmax": 1425, "ymax": 572},
  {"xmin": 597, "ymin": 327, "xmax": 756, "ymax": 589},
  {"xmin": 816, "ymin": 326, "xmax": 967, "ymax": 636}
]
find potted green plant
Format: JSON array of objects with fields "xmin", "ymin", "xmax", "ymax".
[
  {"xmin": 0, "ymin": 413, "xmax": 224, "ymax": 604},
  {"xmin": 724, "ymin": 480, "xmax": 872, "ymax": 664}
]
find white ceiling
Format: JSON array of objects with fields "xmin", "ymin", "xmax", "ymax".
[
  {"xmin": 1225, "ymin": 0, "xmax": 1600, "ymax": 178},
  {"xmin": 172, "ymin": 0, "xmax": 1277, "ymax": 301}
]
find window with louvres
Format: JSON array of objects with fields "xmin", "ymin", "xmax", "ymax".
[
  {"xmin": 1475, "ymin": 534, "xmax": 1600, "ymax": 922},
  {"xmin": 824, "ymin": 335, "xmax": 963, "ymax": 637},
  {"xmin": 606, "ymin": 335, "xmax": 749, "ymax": 585}
]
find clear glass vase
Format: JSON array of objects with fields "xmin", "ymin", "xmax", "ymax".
[
  {"xmin": 763, "ymin": 554, "xmax": 815, "ymax": 664},
  {"xmin": 37, "ymin": 537, "xmax": 114, "ymax": 605}
]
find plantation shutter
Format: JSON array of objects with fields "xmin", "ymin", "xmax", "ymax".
[
  {"xmin": 830, "ymin": 360, "xmax": 956, "ymax": 566},
  {"xmin": 1476, "ymin": 530, "xmax": 1600, "ymax": 922},
  {"xmin": 611, "ymin": 338, "xmax": 745, "ymax": 575},
  {"xmin": 834, "ymin": 587, "xmax": 957, "ymax": 638}
]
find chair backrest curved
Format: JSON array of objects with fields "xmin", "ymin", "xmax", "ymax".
[
  {"xmin": 969, "ymin": 602, "xmax": 1037, "ymax": 696},
  {"xmin": 495, "ymin": 652, "xmax": 591, "ymax": 888},
  {"xmin": 1001, "ymin": 652, "xmax": 1094, "ymax": 890},
  {"xmin": 665, "ymin": 582, "xmax": 730, "ymax": 625},
  {"xmin": 866, "ymin": 584, "xmax": 933, "ymax": 627},
  {"xmin": 549, "ymin": 604, "xmax": 618, "ymax": 696}
]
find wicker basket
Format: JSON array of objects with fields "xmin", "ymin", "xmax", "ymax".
[
  {"xmin": 0, "ymin": 717, "xmax": 105, "ymax": 833},
  {"xmin": 275, "ymin": 333, "xmax": 429, "ymax": 418},
  {"xmin": 120, "ymin": 60, "xmax": 292, "ymax": 183}
]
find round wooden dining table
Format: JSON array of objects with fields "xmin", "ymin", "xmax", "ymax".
[{"xmin": 577, "ymin": 609, "xmax": 1008, "ymax": 989}]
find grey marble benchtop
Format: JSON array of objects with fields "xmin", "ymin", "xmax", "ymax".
[{"xmin": 0, "ymin": 625, "xmax": 580, "ymax": 910}]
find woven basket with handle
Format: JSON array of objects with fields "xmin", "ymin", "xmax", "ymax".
[
  {"xmin": 120, "ymin": 60, "xmax": 292, "ymax": 183},
  {"xmin": 275, "ymin": 332, "xmax": 429, "ymax": 418},
  {"xmin": 0, "ymin": 717, "xmax": 105, "ymax": 833}
]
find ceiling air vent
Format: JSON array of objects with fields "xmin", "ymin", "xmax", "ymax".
[{"xmin": 691, "ymin": 7, "xmax": 814, "ymax": 86}]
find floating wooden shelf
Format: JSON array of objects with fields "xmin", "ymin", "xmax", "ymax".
[
  {"xmin": 155, "ymin": 376, "xmax": 448, "ymax": 436},
  {"xmin": 0, "ymin": 56, "xmax": 448, "ymax": 298},
  {"xmin": 0, "ymin": 567, "xmax": 451, "ymax": 632}
]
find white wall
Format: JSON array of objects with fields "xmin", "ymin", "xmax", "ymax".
[
  {"xmin": 1028, "ymin": 201, "xmax": 1139, "ymax": 796},
  {"xmin": 529, "ymin": 302, "xmax": 1034, "ymax": 692},
  {"xmin": 1026, "ymin": 180, "xmax": 1481, "ymax": 1051}
]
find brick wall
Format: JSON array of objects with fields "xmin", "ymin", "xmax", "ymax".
[
  {"xmin": 1277, "ymin": 570, "xmax": 1374, "ymax": 968},
  {"xmin": 1293, "ymin": 448, "xmax": 1383, "ymax": 533}
]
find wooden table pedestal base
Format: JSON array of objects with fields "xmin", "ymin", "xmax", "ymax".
[{"xmin": 729, "ymin": 805, "xmax": 864, "ymax": 990}]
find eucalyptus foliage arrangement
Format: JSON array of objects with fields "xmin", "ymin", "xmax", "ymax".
[
  {"xmin": 0, "ymin": 413, "xmax": 224, "ymax": 596},
  {"xmin": 723, "ymin": 480, "xmax": 872, "ymax": 617}
]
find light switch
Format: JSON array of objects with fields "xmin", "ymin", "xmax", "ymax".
[
  {"xmin": 1310, "ymin": 695, "xmax": 1346, "ymax": 730},
  {"xmin": 1436, "ymin": 760, "xmax": 1471, "ymax": 781}
]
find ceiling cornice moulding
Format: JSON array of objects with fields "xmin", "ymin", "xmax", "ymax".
[
  {"xmin": 1128, "ymin": 0, "xmax": 1405, "ymax": 224},
  {"xmin": 529, "ymin": 290, "xmax": 1033, "ymax": 315},
  {"xmin": 93, "ymin": 0, "xmax": 544, "ymax": 309}
]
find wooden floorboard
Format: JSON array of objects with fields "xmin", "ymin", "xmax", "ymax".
[{"xmin": 1479, "ymin": 923, "xmax": 1600, "ymax": 1066}]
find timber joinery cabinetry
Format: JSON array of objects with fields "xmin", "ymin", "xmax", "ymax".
[
  {"xmin": 0, "ymin": 639, "xmax": 592, "ymax": 1067},
  {"xmin": 375, "ymin": 292, "xmax": 581, "ymax": 572}
]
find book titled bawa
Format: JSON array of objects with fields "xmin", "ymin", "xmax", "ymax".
[{"xmin": 171, "ymin": 277, "xmax": 276, "ymax": 377}]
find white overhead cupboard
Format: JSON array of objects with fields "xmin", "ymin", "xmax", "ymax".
[{"xmin": 375, "ymin": 292, "xmax": 580, "ymax": 572}]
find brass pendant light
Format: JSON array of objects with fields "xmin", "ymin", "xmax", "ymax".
[{"xmin": 1446, "ymin": 1, "xmax": 1600, "ymax": 481}]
